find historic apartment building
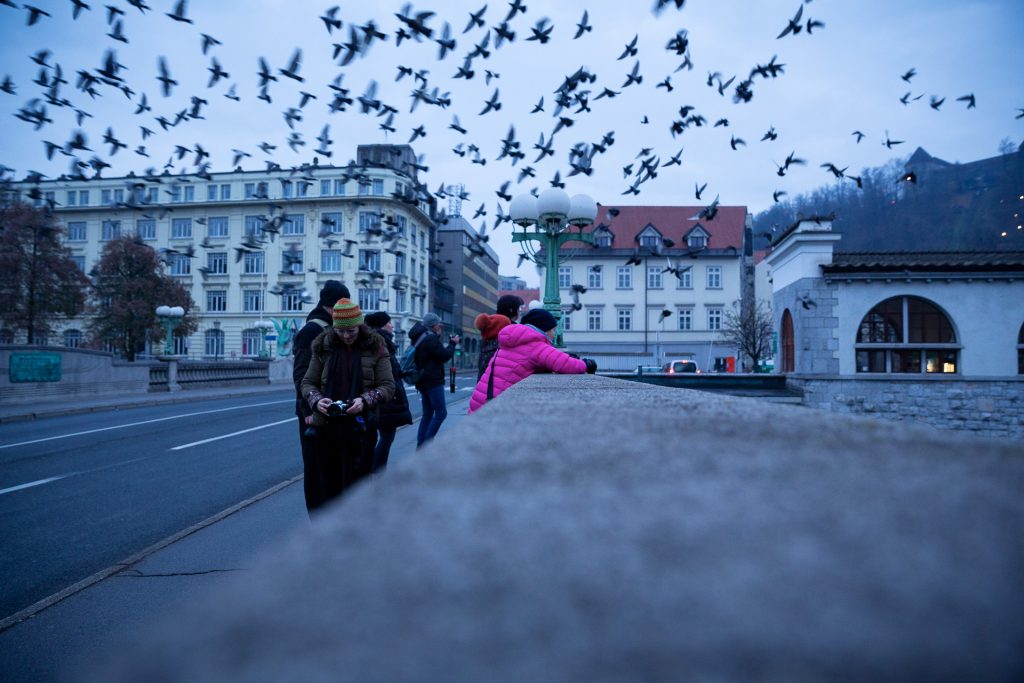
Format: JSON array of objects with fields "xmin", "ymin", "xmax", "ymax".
[
  {"xmin": 542, "ymin": 204, "xmax": 753, "ymax": 372},
  {"xmin": 4, "ymin": 144, "xmax": 439, "ymax": 359}
]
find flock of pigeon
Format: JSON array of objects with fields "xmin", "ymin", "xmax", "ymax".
[{"xmin": 0, "ymin": 0, "xmax": 1016, "ymax": 277}]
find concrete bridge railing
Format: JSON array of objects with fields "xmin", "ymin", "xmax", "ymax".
[{"xmin": 99, "ymin": 374, "xmax": 1024, "ymax": 682}]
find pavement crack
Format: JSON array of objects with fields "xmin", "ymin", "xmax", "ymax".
[{"xmin": 118, "ymin": 568, "xmax": 245, "ymax": 578}]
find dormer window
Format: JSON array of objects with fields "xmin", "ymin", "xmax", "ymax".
[
  {"xmin": 686, "ymin": 224, "xmax": 709, "ymax": 250},
  {"xmin": 637, "ymin": 224, "xmax": 662, "ymax": 250},
  {"xmin": 596, "ymin": 232, "xmax": 613, "ymax": 248},
  {"xmin": 640, "ymin": 235, "xmax": 659, "ymax": 248}
]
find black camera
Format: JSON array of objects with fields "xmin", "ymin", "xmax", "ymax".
[{"xmin": 325, "ymin": 400, "xmax": 352, "ymax": 418}]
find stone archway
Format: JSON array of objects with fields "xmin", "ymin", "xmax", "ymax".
[{"xmin": 781, "ymin": 308, "xmax": 795, "ymax": 373}]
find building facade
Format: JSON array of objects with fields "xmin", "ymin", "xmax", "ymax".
[
  {"xmin": 539, "ymin": 204, "xmax": 752, "ymax": 372},
  {"xmin": 4, "ymin": 145, "xmax": 439, "ymax": 359}
]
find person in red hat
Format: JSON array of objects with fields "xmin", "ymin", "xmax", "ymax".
[
  {"xmin": 301, "ymin": 298, "xmax": 395, "ymax": 503},
  {"xmin": 474, "ymin": 294, "xmax": 524, "ymax": 380}
]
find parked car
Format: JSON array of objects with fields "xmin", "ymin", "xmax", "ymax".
[
  {"xmin": 661, "ymin": 359, "xmax": 699, "ymax": 374},
  {"xmin": 634, "ymin": 365, "xmax": 663, "ymax": 375}
]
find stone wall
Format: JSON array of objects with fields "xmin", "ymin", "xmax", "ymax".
[
  {"xmin": 790, "ymin": 375, "xmax": 1024, "ymax": 439},
  {"xmin": 0, "ymin": 346, "xmax": 149, "ymax": 404},
  {"xmin": 773, "ymin": 277, "xmax": 839, "ymax": 375}
]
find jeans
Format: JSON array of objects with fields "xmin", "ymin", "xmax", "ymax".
[
  {"xmin": 372, "ymin": 426, "xmax": 397, "ymax": 472},
  {"xmin": 417, "ymin": 385, "xmax": 448, "ymax": 447}
]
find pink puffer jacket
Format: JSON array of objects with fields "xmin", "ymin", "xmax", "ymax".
[{"xmin": 468, "ymin": 324, "xmax": 587, "ymax": 413}]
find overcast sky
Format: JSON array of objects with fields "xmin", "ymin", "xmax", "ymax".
[{"xmin": 1, "ymin": 0, "xmax": 1021, "ymax": 286}]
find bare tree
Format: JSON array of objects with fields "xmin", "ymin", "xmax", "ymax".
[
  {"xmin": 720, "ymin": 299, "xmax": 774, "ymax": 372},
  {"xmin": 0, "ymin": 203, "xmax": 89, "ymax": 343},
  {"xmin": 87, "ymin": 236, "xmax": 196, "ymax": 360}
]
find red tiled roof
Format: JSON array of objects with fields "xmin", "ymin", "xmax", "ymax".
[
  {"xmin": 559, "ymin": 204, "xmax": 747, "ymax": 252},
  {"xmin": 498, "ymin": 288, "xmax": 541, "ymax": 305}
]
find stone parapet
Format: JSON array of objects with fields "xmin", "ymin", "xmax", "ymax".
[{"xmin": 96, "ymin": 374, "xmax": 1024, "ymax": 682}]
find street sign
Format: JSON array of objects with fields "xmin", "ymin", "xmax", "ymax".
[{"xmin": 266, "ymin": 334, "xmax": 277, "ymax": 341}]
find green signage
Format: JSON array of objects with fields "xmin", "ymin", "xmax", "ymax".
[{"xmin": 9, "ymin": 352, "xmax": 62, "ymax": 383}]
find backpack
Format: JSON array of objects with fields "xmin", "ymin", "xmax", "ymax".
[{"xmin": 400, "ymin": 333, "xmax": 427, "ymax": 386}]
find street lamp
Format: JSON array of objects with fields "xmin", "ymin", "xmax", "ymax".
[
  {"xmin": 510, "ymin": 188, "xmax": 598, "ymax": 347},
  {"xmin": 253, "ymin": 318, "xmax": 274, "ymax": 359},
  {"xmin": 155, "ymin": 305, "xmax": 184, "ymax": 356}
]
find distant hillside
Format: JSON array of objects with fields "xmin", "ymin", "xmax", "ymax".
[{"xmin": 752, "ymin": 144, "xmax": 1024, "ymax": 253}]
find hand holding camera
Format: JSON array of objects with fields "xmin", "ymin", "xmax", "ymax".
[
  {"xmin": 323, "ymin": 398, "xmax": 364, "ymax": 418},
  {"xmin": 449, "ymin": 334, "xmax": 460, "ymax": 345}
]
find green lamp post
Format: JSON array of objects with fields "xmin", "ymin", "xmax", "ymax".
[
  {"xmin": 155, "ymin": 305, "xmax": 185, "ymax": 356},
  {"xmin": 510, "ymin": 188, "xmax": 598, "ymax": 348}
]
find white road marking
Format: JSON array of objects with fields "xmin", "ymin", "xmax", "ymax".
[
  {"xmin": 0, "ymin": 400, "xmax": 293, "ymax": 451},
  {"xmin": 169, "ymin": 417, "xmax": 293, "ymax": 451},
  {"xmin": 0, "ymin": 475, "xmax": 68, "ymax": 496}
]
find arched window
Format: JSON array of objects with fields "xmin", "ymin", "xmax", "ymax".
[
  {"xmin": 63, "ymin": 329, "xmax": 83, "ymax": 348},
  {"xmin": 781, "ymin": 309, "xmax": 794, "ymax": 372},
  {"xmin": 1018, "ymin": 322, "xmax": 1024, "ymax": 374},
  {"xmin": 855, "ymin": 296, "xmax": 959, "ymax": 374},
  {"xmin": 241, "ymin": 328, "xmax": 262, "ymax": 358},
  {"xmin": 205, "ymin": 329, "xmax": 225, "ymax": 358}
]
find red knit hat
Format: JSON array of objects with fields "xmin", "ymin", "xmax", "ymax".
[
  {"xmin": 332, "ymin": 298, "xmax": 364, "ymax": 328},
  {"xmin": 475, "ymin": 313, "xmax": 511, "ymax": 340}
]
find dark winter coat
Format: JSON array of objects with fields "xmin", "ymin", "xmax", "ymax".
[
  {"xmin": 375, "ymin": 328, "xmax": 413, "ymax": 429},
  {"xmin": 301, "ymin": 328, "xmax": 395, "ymax": 426},
  {"xmin": 293, "ymin": 306, "xmax": 332, "ymax": 418},
  {"xmin": 408, "ymin": 322, "xmax": 454, "ymax": 391}
]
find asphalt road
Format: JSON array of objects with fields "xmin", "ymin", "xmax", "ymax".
[{"xmin": 0, "ymin": 378, "xmax": 477, "ymax": 621}]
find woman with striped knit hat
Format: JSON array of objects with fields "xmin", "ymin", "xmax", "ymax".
[{"xmin": 300, "ymin": 298, "xmax": 395, "ymax": 503}]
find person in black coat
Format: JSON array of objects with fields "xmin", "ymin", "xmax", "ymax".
[
  {"xmin": 293, "ymin": 279, "xmax": 349, "ymax": 513},
  {"xmin": 365, "ymin": 312, "xmax": 413, "ymax": 472},
  {"xmin": 409, "ymin": 312, "xmax": 459, "ymax": 448}
]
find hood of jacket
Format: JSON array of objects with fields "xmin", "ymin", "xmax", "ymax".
[
  {"xmin": 408, "ymin": 321, "xmax": 428, "ymax": 343},
  {"xmin": 497, "ymin": 322, "xmax": 550, "ymax": 349},
  {"xmin": 305, "ymin": 304, "xmax": 331, "ymax": 324}
]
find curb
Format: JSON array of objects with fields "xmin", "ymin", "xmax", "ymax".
[{"xmin": 0, "ymin": 475, "xmax": 303, "ymax": 634}]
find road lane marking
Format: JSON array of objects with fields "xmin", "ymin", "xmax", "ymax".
[
  {"xmin": 0, "ymin": 475, "xmax": 68, "ymax": 496},
  {"xmin": 0, "ymin": 400, "xmax": 293, "ymax": 450},
  {"xmin": 169, "ymin": 417, "xmax": 293, "ymax": 451}
]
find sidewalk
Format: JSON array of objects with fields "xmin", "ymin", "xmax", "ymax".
[{"xmin": 0, "ymin": 389, "xmax": 470, "ymax": 682}]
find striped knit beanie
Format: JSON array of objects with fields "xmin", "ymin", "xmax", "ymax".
[{"xmin": 332, "ymin": 298, "xmax": 364, "ymax": 328}]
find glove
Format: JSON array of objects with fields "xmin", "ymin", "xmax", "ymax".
[{"xmin": 583, "ymin": 358, "xmax": 597, "ymax": 374}]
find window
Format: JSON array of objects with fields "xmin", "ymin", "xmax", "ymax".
[
  {"xmin": 395, "ymin": 181, "xmax": 406, "ymax": 197},
  {"xmin": 136, "ymin": 219, "xmax": 155, "ymax": 240},
  {"xmin": 647, "ymin": 266, "xmax": 662, "ymax": 289},
  {"xmin": 640, "ymin": 234, "xmax": 659, "ymax": 249},
  {"xmin": 205, "ymin": 329, "xmax": 224, "ymax": 357},
  {"xmin": 359, "ymin": 288, "xmax": 381, "ymax": 311},
  {"xmin": 706, "ymin": 266, "xmax": 722, "ymax": 289},
  {"xmin": 562, "ymin": 311, "xmax": 571, "ymax": 331},
  {"xmin": 688, "ymin": 232, "xmax": 707, "ymax": 249},
  {"xmin": 207, "ymin": 216, "xmax": 229, "ymax": 238},
  {"xmin": 412, "ymin": 229, "xmax": 418, "ymax": 247},
  {"xmin": 0, "ymin": 329, "xmax": 13, "ymax": 344},
  {"xmin": 320, "ymin": 179, "xmax": 331, "ymax": 196},
  {"xmin": 220, "ymin": 184, "xmax": 231, "ymax": 200},
  {"xmin": 359, "ymin": 249, "xmax": 381, "ymax": 272},
  {"xmin": 396, "ymin": 214, "xmax": 408, "ymax": 235},
  {"xmin": 207, "ymin": 252, "xmax": 227, "ymax": 275},
  {"xmin": 335, "ymin": 179, "xmax": 346, "ymax": 195},
  {"xmin": 587, "ymin": 308, "xmax": 602, "ymax": 331},
  {"xmin": 282, "ymin": 293, "xmax": 304, "ymax": 312},
  {"xmin": 169, "ymin": 254, "xmax": 191, "ymax": 275},
  {"xmin": 321, "ymin": 212, "xmax": 342, "ymax": 234},
  {"xmin": 596, "ymin": 232, "xmax": 612, "ymax": 248},
  {"xmin": 101, "ymin": 220, "xmax": 121, "ymax": 240},
  {"xmin": 244, "ymin": 215, "xmax": 263, "ymax": 236},
  {"xmin": 183, "ymin": 186, "xmax": 194, "ymax": 202},
  {"xmin": 395, "ymin": 290, "xmax": 406, "ymax": 313},
  {"xmin": 707, "ymin": 307, "xmax": 723, "ymax": 331},
  {"xmin": 243, "ymin": 251, "xmax": 264, "ymax": 274},
  {"xmin": 855, "ymin": 296, "xmax": 959, "ymax": 374},
  {"xmin": 676, "ymin": 267, "xmax": 692, "ymax": 289},
  {"xmin": 359, "ymin": 211, "xmax": 380, "ymax": 233},
  {"xmin": 370, "ymin": 178, "xmax": 383, "ymax": 196},
  {"xmin": 101, "ymin": 189, "xmax": 112, "ymax": 206},
  {"xmin": 321, "ymin": 249, "xmax": 342, "ymax": 273},
  {"xmin": 243, "ymin": 289, "xmax": 264, "ymax": 312},
  {"xmin": 207, "ymin": 184, "xmax": 218, "ymax": 201},
  {"xmin": 171, "ymin": 218, "xmax": 192, "ymax": 239},
  {"xmin": 677, "ymin": 308, "xmax": 693, "ymax": 331},
  {"xmin": 206, "ymin": 290, "xmax": 227, "ymax": 312},
  {"xmin": 144, "ymin": 187, "xmax": 157, "ymax": 203},
  {"xmin": 281, "ymin": 180, "xmax": 293, "ymax": 198},
  {"xmin": 558, "ymin": 266, "xmax": 572, "ymax": 289},
  {"xmin": 283, "ymin": 248, "xmax": 303, "ymax": 274},
  {"xmin": 71, "ymin": 255, "xmax": 85, "ymax": 272},
  {"xmin": 66, "ymin": 190, "xmax": 77, "ymax": 206},
  {"xmin": 297, "ymin": 181, "xmax": 309, "ymax": 197},
  {"xmin": 283, "ymin": 214, "xmax": 304, "ymax": 235},
  {"xmin": 396, "ymin": 253, "xmax": 406, "ymax": 274},
  {"xmin": 67, "ymin": 221, "xmax": 86, "ymax": 241},
  {"xmin": 781, "ymin": 309, "xmax": 795, "ymax": 373},
  {"xmin": 63, "ymin": 329, "xmax": 82, "ymax": 348},
  {"xmin": 244, "ymin": 182, "xmax": 256, "ymax": 199},
  {"xmin": 587, "ymin": 266, "xmax": 602, "ymax": 289},
  {"xmin": 241, "ymin": 329, "xmax": 261, "ymax": 357},
  {"xmin": 78, "ymin": 190, "xmax": 90, "ymax": 205},
  {"xmin": 244, "ymin": 181, "xmax": 267, "ymax": 199},
  {"xmin": 617, "ymin": 308, "xmax": 632, "ymax": 331},
  {"xmin": 616, "ymin": 266, "xmax": 632, "ymax": 289},
  {"xmin": 358, "ymin": 180, "xmax": 370, "ymax": 196}
]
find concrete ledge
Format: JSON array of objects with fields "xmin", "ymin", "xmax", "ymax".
[{"xmin": 97, "ymin": 375, "xmax": 1024, "ymax": 681}]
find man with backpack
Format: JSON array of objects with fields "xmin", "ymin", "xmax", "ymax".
[
  {"xmin": 293, "ymin": 280, "xmax": 349, "ymax": 513},
  {"xmin": 407, "ymin": 312, "xmax": 459, "ymax": 449}
]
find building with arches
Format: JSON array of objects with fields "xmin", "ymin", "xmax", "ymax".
[{"xmin": 764, "ymin": 217, "xmax": 1024, "ymax": 438}]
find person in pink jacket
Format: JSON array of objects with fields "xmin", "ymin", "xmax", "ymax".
[{"xmin": 469, "ymin": 308, "xmax": 597, "ymax": 414}]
